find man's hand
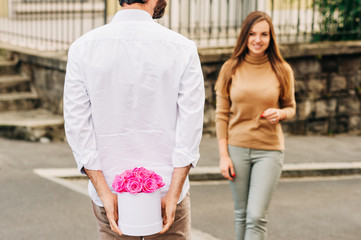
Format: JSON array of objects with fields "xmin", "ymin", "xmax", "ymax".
[
  {"xmin": 159, "ymin": 194, "xmax": 178, "ymax": 234},
  {"xmin": 102, "ymin": 191, "xmax": 122, "ymax": 236},
  {"xmin": 158, "ymin": 165, "xmax": 191, "ymax": 234},
  {"xmin": 83, "ymin": 168, "xmax": 122, "ymax": 236}
]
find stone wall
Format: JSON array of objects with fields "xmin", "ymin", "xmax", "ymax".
[
  {"xmin": 2, "ymin": 41, "xmax": 361, "ymax": 135},
  {"xmin": 1, "ymin": 44, "xmax": 67, "ymax": 115},
  {"xmin": 199, "ymin": 41, "xmax": 361, "ymax": 135}
]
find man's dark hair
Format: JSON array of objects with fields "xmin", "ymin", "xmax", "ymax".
[{"xmin": 118, "ymin": 0, "xmax": 147, "ymax": 7}]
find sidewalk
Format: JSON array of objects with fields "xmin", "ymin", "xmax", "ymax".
[
  {"xmin": 191, "ymin": 134, "xmax": 361, "ymax": 180},
  {"xmin": 28, "ymin": 134, "xmax": 361, "ymax": 181}
]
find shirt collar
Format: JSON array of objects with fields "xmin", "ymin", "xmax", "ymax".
[{"xmin": 111, "ymin": 9, "xmax": 154, "ymax": 23}]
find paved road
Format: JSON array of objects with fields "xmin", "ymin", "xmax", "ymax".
[
  {"xmin": 0, "ymin": 138, "xmax": 95, "ymax": 239},
  {"xmin": 190, "ymin": 177, "xmax": 361, "ymax": 240},
  {"xmin": 1, "ymin": 136, "xmax": 361, "ymax": 239},
  {"xmin": 0, "ymin": 164, "xmax": 97, "ymax": 239}
]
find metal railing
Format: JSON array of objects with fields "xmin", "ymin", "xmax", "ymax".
[
  {"xmin": 0, "ymin": 0, "xmax": 106, "ymax": 51},
  {"xmin": 0, "ymin": 0, "xmax": 360, "ymax": 51}
]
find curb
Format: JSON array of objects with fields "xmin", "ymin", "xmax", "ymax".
[
  {"xmin": 189, "ymin": 162, "xmax": 361, "ymax": 181},
  {"xmin": 34, "ymin": 162, "xmax": 361, "ymax": 182}
]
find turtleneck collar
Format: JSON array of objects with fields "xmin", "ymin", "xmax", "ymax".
[{"xmin": 244, "ymin": 54, "xmax": 269, "ymax": 65}]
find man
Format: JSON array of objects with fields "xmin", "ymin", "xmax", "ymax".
[{"xmin": 63, "ymin": 0, "xmax": 205, "ymax": 239}]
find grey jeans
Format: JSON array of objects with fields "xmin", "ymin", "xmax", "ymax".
[{"xmin": 228, "ymin": 145, "xmax": 284, "ymax": 240}]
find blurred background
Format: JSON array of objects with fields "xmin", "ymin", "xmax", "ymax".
[
  {"xmin": 0, "ymin": 0, "xmax": 361, "ymax": 139},
  {"xmin": 1, "ymin": 0, "xmax": 360, "ymax": 50}
]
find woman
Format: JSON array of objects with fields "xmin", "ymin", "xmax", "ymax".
[{"xmin": 215, "ymin": 11, "xmax": 296, "ymax": 240}]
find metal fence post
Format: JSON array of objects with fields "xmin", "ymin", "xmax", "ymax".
[{"xmin": 104, "ymin": 0, "xmax": 107, "ymax": 24}]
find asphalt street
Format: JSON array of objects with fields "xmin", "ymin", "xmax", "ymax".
[
  {"xmin": 0, "ymin": 138, "xmax": 96, "ymax": 240},
  {"xmin": 1, "ymin": 136, "xmax": 361, "ymax": 240},
  {"xmin": 190, "ymin": 177, "xmax": 361, "ymax": 240}
]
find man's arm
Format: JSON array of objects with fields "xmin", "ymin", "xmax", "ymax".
[
  {"xmin": 83, "ymin": 169, "xmax": 122, "ymax": 235},
  {"xmin": 171, "ymin": 45, "xmax": 205, "ymax": 169},
  {"xmin": 159, "ymin": 165, "xmax": 191, "ymax": 234},
  {"xmin": 64, "ymin": 43, "xmax": 101, "ymax": 173},
  {"xmin": 64, "ymin": 44, "xmax": 120, "ymax": 235},
  {"xmin": 160, "ymin": 45, "xmax": 205, "ymax": 233}
]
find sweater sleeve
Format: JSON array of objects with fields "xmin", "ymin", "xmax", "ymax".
[
  {"xmin": 215, "ymin": 62, "xmax": 231, "ymax": 140},
  {"xmin": 215, "ymin": 92, "xmax": 231, "ymax": 139},
  {"xmin": 280, "ymin": 63, "xmax": 296, "ymax": 120}
]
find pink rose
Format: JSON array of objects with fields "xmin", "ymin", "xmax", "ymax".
[
  {"xmin": 112, "ymin": 175, "xmax": 126, "ymax": 193},
  {"xmin": 125, "ymin": 177, "xmax": 143, "ymax": 194},
  {"xmin": 133, "ymin": 167, "xmax": 153, "ymax": 180},
  {"xmin": 151, "ymin": 174, "xmax": 165, "ymax": 188},
  {"xmin": 143, "ymin": 178, "xmax": 158, "ymax": 193},
  {"xmin": 113, "ymin": 167, "xmax": 165, "ymax": 194},
  {"xmin": 119, "ymin": 169, "xmax": 134, "ymax": 179}
]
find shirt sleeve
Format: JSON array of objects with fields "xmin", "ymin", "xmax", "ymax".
[
  {"xmin": 280, "ymin": 63, "xmax": 296, "ymax": 120},
  {"xmin": 63, "ymin": 43, "xmax": 101, "ymax": 174},
  {"xmin": 172, "ymin": 46, "xmax": 205, "ymax": 168}
]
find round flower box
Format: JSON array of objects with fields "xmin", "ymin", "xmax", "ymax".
[
  {"xmin": 113, "ymin": 167, "xmax": 165, "ymax": 236},
  {"xmin": 117, "ymin": 189, "xmax": 163, "ymax": 236}
]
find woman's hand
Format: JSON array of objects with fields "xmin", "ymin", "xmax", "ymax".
[
  {"xmin": 219, "ymin": 155, "xmax": 235, "ymax": 181},
  {"xmin": 261, "ymin": 108, "xmax": 285, "ymax": 124}
]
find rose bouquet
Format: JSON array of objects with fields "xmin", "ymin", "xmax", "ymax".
[
  {"xmin": 112, "ymin": 167, "xmax": 165, "ymax": 194},
  {"xmin": 113, "ymin": 167, "xmax": 165, "ymax": 236}
]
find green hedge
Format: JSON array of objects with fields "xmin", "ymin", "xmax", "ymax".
[{"xmin": 313, "ymin": 0, "xmax": 361, "ymax": 41}]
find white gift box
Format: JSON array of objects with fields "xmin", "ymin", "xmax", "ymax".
[{"xmin": 117, "ymin": 189, "xmax": 163, "ymax": 236}]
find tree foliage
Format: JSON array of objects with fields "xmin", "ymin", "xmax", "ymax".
[{"xmin": 313, "ymin": 0, "xmax": 361, "ymax": 41}]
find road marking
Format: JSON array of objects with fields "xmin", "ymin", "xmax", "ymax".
[
  {"xmin": 34, "ymin": 167, "xmax": 361, "ymax": 187},
  {"xmin": 282, "ymin": 162, "xmax": 361, "ymax": 171},
  {"xmin": 33, "ymin": 168, "xmax": 222, "ymax": 240},
  {"xmin": 34, "ymin": 168, "xmax": 88, "ymax": 196},
  {"xmin": 191, "ymin": 180, "xmax": 229, "ymax": 186},
  {"xmin": 190, "ymin": 174, "xmax": 361, "ymax": 185},
  {"xmin": 192, "ymin": 162, "xmax": 361, "ymax": 174},
  {"xmin": 280, "ymin": 174, "xmax": 361, "ymax": 182}
]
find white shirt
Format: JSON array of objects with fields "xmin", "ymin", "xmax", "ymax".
[{"xmin": 64, "ymin": 9, "xmax": 205, "ymax": 206}]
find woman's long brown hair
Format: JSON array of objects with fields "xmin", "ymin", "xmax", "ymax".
[{"xmin": 215, "ymin": 11, "xmax": 291, "ymax": 100}]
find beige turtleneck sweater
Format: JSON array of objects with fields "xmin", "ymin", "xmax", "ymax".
[{"xmin": 215, "ymin": 54, "xmax": 296, "ymax": 150}]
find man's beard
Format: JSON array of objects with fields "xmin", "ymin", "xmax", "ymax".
[{"xmin": 152, "ymin": 0, "xmax": 167, "ymax": 19}]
